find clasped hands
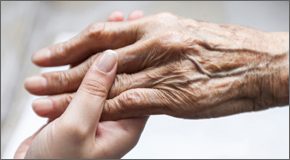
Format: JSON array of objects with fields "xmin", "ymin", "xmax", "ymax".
[{"xmin": 15, "ymin": 11, "xmax": 289, "ymax": 158}]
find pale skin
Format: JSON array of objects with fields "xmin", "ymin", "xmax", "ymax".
[
  {"xmin": 18, "ymin": 50, "xmax": 147, "ymax": 158},
  {"xmin": 15, "ymin": 11, "xmax": 147, "ymax": 159},
  {"xmin": 24, "ymin": 12, "xmax": 289, "ymax": 120}
]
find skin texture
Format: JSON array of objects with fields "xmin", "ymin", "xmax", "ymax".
[
  {"xmin": 15, "ymin": 11, "xmax": 147, "ymax": 159},
  {"xmin": 25, "ymin": 12, "xmax": 289, "ymax": 121},
  {"xmin": 15, "ymin": 50, "xmax": 147, "ymax": 159}
]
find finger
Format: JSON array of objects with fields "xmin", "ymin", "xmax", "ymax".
[
  {"xmin": 24, "ymin": 53, "xmax": 100, "ymax": 95},
  {"xmin": 14, "ymin": 125, "xmax": 47, "ymax": 159},
  {"xmin": 128, "ymin": 10, "xmax": 144, "ymax": 21},
  {"xmin": 14, "ymin": 136, "xmax": 34, "ymax": 159},
  {"xmin": 25, "ymin": 39, "xmax": 153, "ymax": 95},
  {"xmin": 116, "ymin": 38, "xmax": 160, "ymax": 73},
  {"xmin": 32, "ymin": 21, "xmax": 138, "ymax": 67},
  {"xmin": 32, "ymin": 93, "xmax": 74, "ymax": 118},
  {"xmin": 102, "ymin": 88, "xmax": 169, "ymax": 121},
  {"xmin": 60, "ymin": 50, "xmax": 117, "ymax": 132},
  {"xmin": 102, "ymin": 91, "xmax": 254, "ymax": 121},
  {"xmin": 31, "ymin": 68, "xmax": 153, "ymax": 119},
  {"xmin": 108, "ymin": 11, "xmax": 124, "ymax": 22},
  {"xmin": 31, "ymin": 65, "xmax": 155, "ymax": 118},
  {"xmin": 66, "ymin": 11, "xmax": 125, "ymax": 68},
  {"xmin": 24, "ymin": 70, "xmax": 80, "ymax": 95},
  {"xmin": 32, "ymin": 61, "xmax": 198, "ymax": 121}
]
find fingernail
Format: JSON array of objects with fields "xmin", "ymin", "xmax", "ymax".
[
  {"xmin": 95, "ymin": 50, "xmax": 117, "ymax": 73},
  {"xmin": 24, "ymin": 76, "xmax": 47, "ymax": 92},
  {"xmin": 32, "ymin": 48, "xmax": 51, "ymax": 63},
  {"xmin": 32, "ymin": 98, "xmax": 53, "ymax": 115}
]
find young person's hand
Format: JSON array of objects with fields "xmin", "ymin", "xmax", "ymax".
[{"xmin": 15, "ymin": 50, "xmax": 147, "ymax": 158}]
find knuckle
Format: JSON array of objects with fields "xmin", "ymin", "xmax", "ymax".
[
  {"xmin": 52, "ymin": 42, "xmax": 69, "ymax": 58},
  {"xmin": 103, "ymin": 99, "xmax": 129, "ymax": 121},
  {"xmin": 86, "ymin": 22, "xmax": 106, "ymax": 40},
  {"xmin": 155, "ymin": 32, "xmax": 187, "ymax": 52},
  {"xmin": 162, "ymin": 32, "xmax": 182, "ymax": 44},
  {"xmin": 112, "ymin": 74, "xmax": 133, "ymax": 94},
  {"xmin": 59, "ymin": 72, "xmax": 72, "ymax": 87},
  {"xmin": 42, "ymin": 71, "xmax": 72, "ymax": 89},
  {"xmin": 109, "ymin": 77, "xmax": 121, "ymax": 98},
  {"xmin": 103, "ymin": 100, "xmax": 117, "ymax": 118},
  {"xmin": 151, "ymin": 32, "xmax": 181, "ymax": 47},
  {"xmin": 81, "ymin": 78, "xmax": 108, "ymax": 97},
  {"xmin": 105, "ymin": 91, "xmax": 143, "ymax": 114},
  {"xmin": 57, "ymin": 72, "xmax": 71, "ymax": 86},
  {"xmin": 121, "ymin": 91, "xmax": 143, "ymax": 106},
  {"xmin": 103, "ymin": 91, "xmax": 144, "ymax": 120}
]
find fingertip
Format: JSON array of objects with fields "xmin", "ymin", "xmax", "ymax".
[
  {"xmin": 32, "ymin": 98, "xmax": 53, "ymax": 117},
  {"xmin": 24, "ymin": 76, "xmax": 47, "ymax": 94},
  {"xmin": 108, "ymin": 11, "xmax": 125, "ymax": 22},
  {"xmin": 31, "ymin": 48, "xmax": 51, "ymax": 66},
  {"xmin": 128, "ymin": 10, "xmax": 144, "ymax": 21}
]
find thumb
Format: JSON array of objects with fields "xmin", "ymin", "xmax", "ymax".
[{"xmin": 60, "ymin": 49, "xmax": 117, "ymax": 132}]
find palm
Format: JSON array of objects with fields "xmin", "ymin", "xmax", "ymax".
[{"xmin": 15, "ymin": 117, "xmax": 147, "ymax": 158}]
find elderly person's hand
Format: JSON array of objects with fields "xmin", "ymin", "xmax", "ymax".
[
  {"xmin": 25, "ymin": 12, "xmax": 289, "ymax": 120},
  {"xmin": 15, "ymin": 50, "xmax": 147, "ymax": 158}
]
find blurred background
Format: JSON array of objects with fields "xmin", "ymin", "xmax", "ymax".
[{"xmin": 1, "ymin": 1, "xmax": 289, "ymax": 158}]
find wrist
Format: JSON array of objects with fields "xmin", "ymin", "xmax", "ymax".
[{"xmin": 251, "ymin": 32, "xmax": 289, "ymax": 110}]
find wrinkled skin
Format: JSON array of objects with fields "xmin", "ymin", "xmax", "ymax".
[
  {"xmin": 15, "ymin": 11, "xmax": 147, "ymax": 159},
  {"xmin": 25, "ymin": 12, "xmax": 289, "ymax": 120}
]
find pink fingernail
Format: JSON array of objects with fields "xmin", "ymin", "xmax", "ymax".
[{"xmin": 95, "ymin": 50, "xmax": 117, "ymax": 73}]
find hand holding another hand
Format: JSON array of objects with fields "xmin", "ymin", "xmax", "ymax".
[
  {"xmin": 15, "ymin": 50, "xmax": 147, "ymax": 158},
  {"xmin": 15, "ymin": 11, "xmax": 147, "ymax": 159},
  {"xmin": 16, "ymin": 10, "xmax": 289, "ymax": 159}
]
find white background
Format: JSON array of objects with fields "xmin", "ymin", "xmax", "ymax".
[{"xmin": 1, "ymin": 1, "xmax": 289, "ymax": 158}]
